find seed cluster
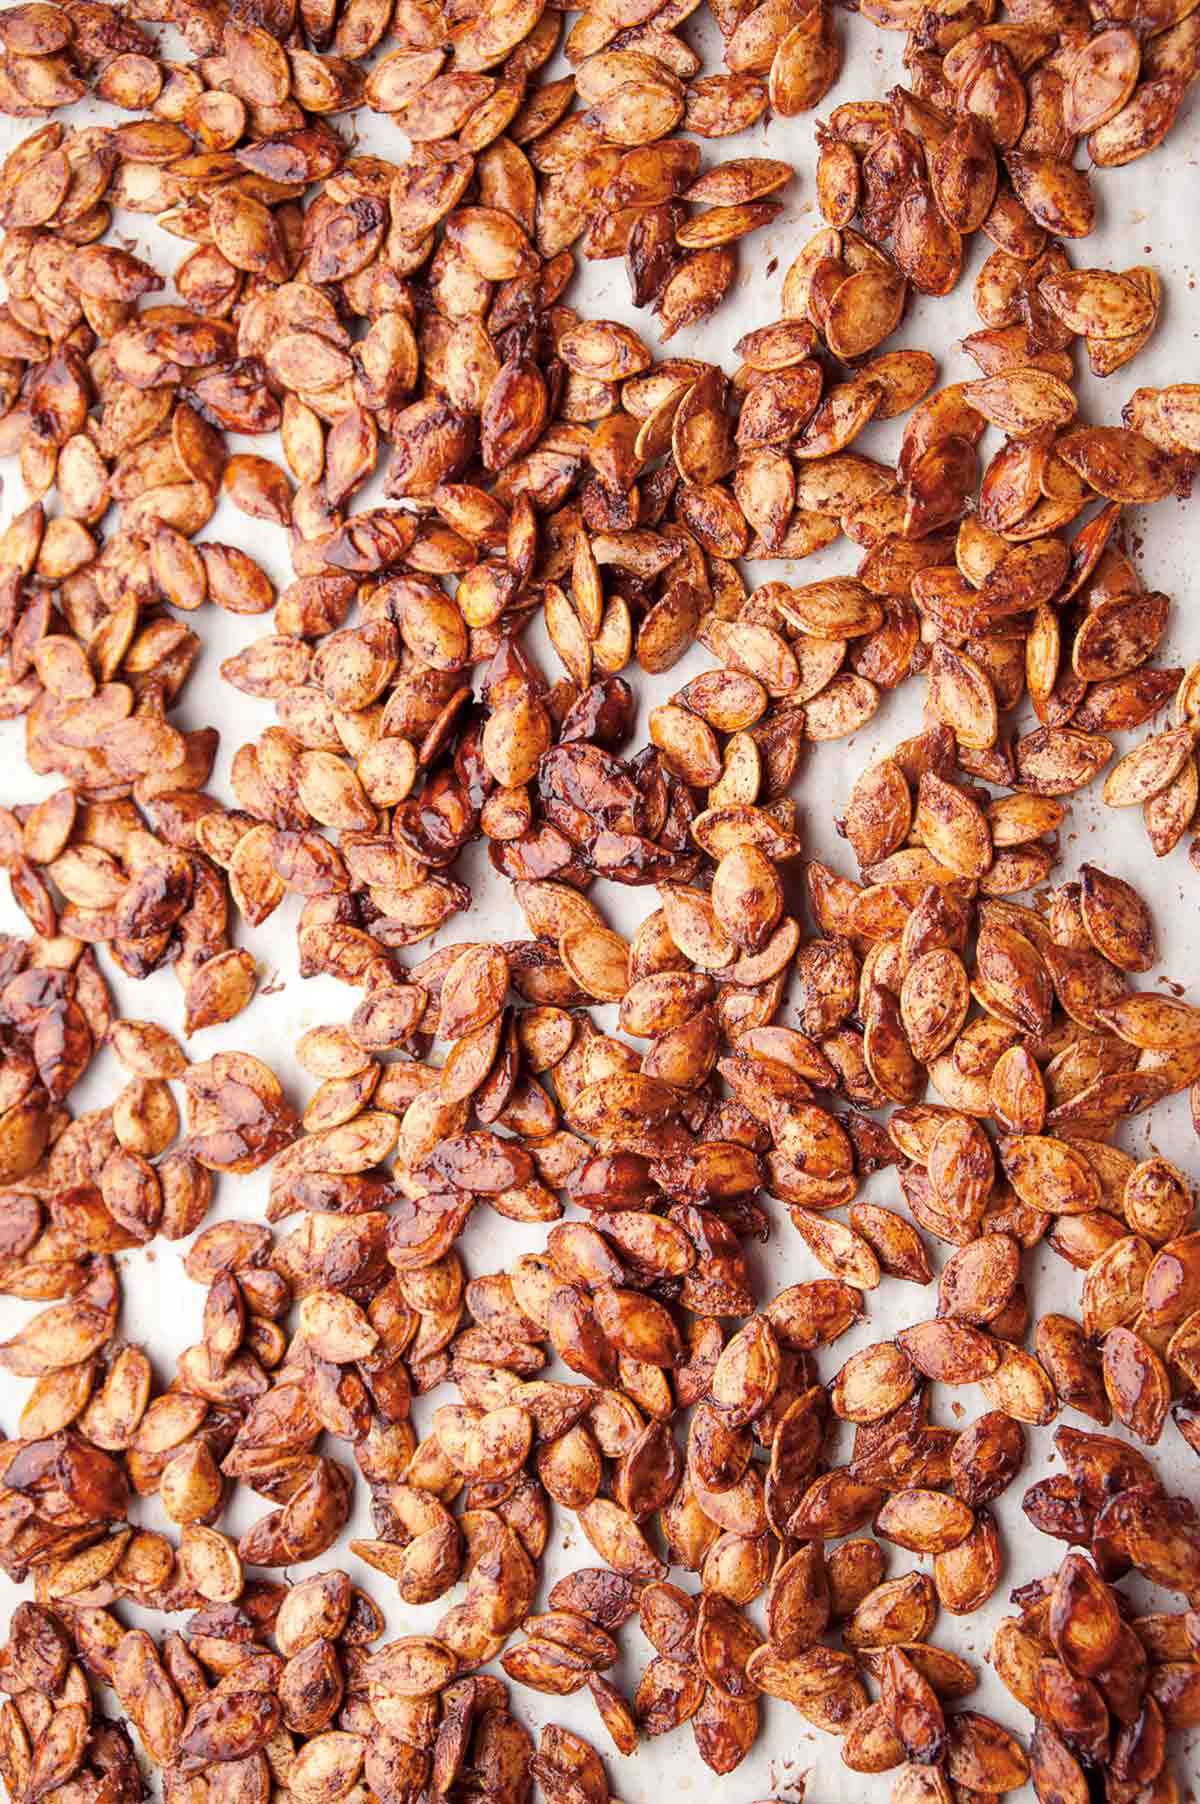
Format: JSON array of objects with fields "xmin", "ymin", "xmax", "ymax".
[
  {"xmin": 0, "ymin": 0, "xmax": 1198, "ymax": 1801},
  {"xmin": 995, "ymin": 1460, "xmax": 1200, "ymax": 1804}
]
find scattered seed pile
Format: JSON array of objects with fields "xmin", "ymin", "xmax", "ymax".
[{"xmin": 0, "ymin": 0, "xmax": 1199, "ymax": 1801}]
